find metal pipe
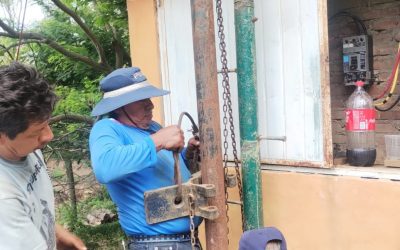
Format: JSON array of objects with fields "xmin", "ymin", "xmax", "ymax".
[
  {"xmin": 234, "ymin": 0, "xmax": 264, "ymax": 230},
  {"xmin": 190, "ymin": 0, "xmax": 229, "ymax": 249}
]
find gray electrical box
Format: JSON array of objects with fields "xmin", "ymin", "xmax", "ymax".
[{"xmin": 342, "ymin": 35, "xmax": 372, "ymax": 86}]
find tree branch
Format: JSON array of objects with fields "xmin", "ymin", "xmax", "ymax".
[
  {"xmin": 50, "ymin": 0, "xmax": 109, "ymax": 67},
  {"xmin": 0, "ymin": 44, "xmax": 14, "ymax": 59},
  {"xmin": 50, "ymin": 114, "xmax": 94, "ymax": 125},
  {"xmin": 5, "ymin": 40, "xmax": 40, "ymax": 51},
  {"xmin": 0, "ymin": 19, "xmax": 111, "ymax": 73}
]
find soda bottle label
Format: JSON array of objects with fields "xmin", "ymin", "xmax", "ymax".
[{"xmin": 345, "ymin": 109, "xmax": 376, "ymax": 131}]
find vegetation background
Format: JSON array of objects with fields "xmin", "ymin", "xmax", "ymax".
[{"xmin": 0, "ymin": 0, "xmax": 132, "ymax": 248}]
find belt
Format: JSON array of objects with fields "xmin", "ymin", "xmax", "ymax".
[{"xmin": 128, "ymin": 232, "xmax": 192, "ymax": 243}]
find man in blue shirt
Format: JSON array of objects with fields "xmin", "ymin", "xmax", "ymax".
[{"xmin": 89, "ymin": 67, "xmax": 201, "ymax": 250}]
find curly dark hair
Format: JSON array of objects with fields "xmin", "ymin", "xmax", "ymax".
[{"xmin": 0, "ymin": 62, "xmax": 57, "ymax": 139}]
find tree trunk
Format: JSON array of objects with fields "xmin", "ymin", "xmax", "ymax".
[{"xmin": 65, "ymin": 160, "xmax": 78, "ymax": 229}]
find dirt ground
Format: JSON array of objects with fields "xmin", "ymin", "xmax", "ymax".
[{"xmin": 47, "ymin": 160, "xmax": 101, "ymax": 205}]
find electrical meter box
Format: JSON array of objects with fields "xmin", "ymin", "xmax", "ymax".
[{"xmin": 342, "ymin": 35, "xmax": 372, "ymax": 86}]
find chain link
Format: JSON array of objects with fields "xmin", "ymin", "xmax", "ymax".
[
  {"xmin": 188, "ymin": 194, "xmax": 196, "ymax": 250},
  {"xmin": 215, "ymin": 0, "xmax": 245, "ymax": 232}
]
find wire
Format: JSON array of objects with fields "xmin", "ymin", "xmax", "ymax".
[
  {"xmin": 328, "ymin": 11, "xmax": 367, "ymax": 35},
  {"xmin": 373, "ymin": 42, "xmax": 400, "ymax": 102},
  {"xmin": 374, "ymin": 43, "xmax": 400, "ymax": 106},
  {"xmin": 375, "ymin": 92, "xmax": 400, "ymax": 112}
]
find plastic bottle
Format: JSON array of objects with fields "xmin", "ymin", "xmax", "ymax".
[{"xmin": 345, "ymin": 80, "xmax": 376, "ymax": 166}]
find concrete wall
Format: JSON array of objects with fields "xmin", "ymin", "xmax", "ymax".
[
  {"xmin": 259, "ymin": 170, "xmax": 400, "ymax": 250},
  {"xmin": 199, "ymin": 169, "xmax": 400, "ymax": 250},
  {"xmin": 126, "ymin": 0, "xmax": 165, "ymax": 125},
  {"xmin": 328, "ymin": 0, "xmax": 400, "ymax": 164}
]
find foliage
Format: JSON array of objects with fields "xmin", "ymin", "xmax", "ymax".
[
  {"xmin": 0, "ymin": 0, "xmax": 131, "ymax": 124},
  {"xmin": 0, "ymin": 1, "xmax": 131, "ymax": 246},
  {"xmin": 57, "ymin": 187, "xmax": 125, "ymax": 250},
  {"xmin": 75, "ymin": 222, "xmax": 125, "ymax": 250},
  {"xmin": 51, "ymin": 167, "xmax": 65, "ymax": 180},
  {"xmin": 0, "ymin": 0, "xmax": 129, "ymax": 163},
  {"xmin": 54, "ymin": 76, "xmax": 102, "ymax": 116}
]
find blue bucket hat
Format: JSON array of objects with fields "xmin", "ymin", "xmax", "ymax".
[
  {"xmin": 91, "ymin": 67, "xmax": 170, "ymax": 116},
  {"xmin": 239, "ymin": 227, "xmax": 287, "ymax": 250}
]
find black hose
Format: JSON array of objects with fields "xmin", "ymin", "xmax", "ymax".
[
  {"xmin": 375, "ymin": 95, "xmax": 400, "ymax": 112},
  {"xmin": 328, "ymin": 11, "xmax": 368, "ymax": 35}
]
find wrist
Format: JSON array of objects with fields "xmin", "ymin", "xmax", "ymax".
[{"xmin": 150, "ymin": 134, "xmax": 164, "ymax": 151}]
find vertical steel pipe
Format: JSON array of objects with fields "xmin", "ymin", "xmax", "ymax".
[
  {"xmin": 234, "ymin": 0, "xmax": 264, "ymax": 230},
  {"xmin": 190, "ymin": 0, "xmax": 229, "ymax": 249}
]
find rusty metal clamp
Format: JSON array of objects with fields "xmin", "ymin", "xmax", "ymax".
[
  {"xmin": 144, "ymin": 172, "xmax": 219, "ymax": 224},
  {"xmin": 144, "ymin": 112, "xmax": 219, "ymax": 224}
]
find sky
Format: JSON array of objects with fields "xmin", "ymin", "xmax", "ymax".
[
  {"xmin": 24, "ymin": 1, "xmax": 45, "ymax": 24},
  {"xmin": 0, "ymin": 0, "xmax": 45, "ymax": 27}
]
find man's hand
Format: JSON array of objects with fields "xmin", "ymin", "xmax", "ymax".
[
  {"xmin": 151, "ymin": 125, "xmax": 185, "ymax": 151},
  {"xmin": 185, "ymin": 137, "xmax": 200, "ymax": 160},
  {"xmin": 56, "ymin": 224, "xmax": 87, "ymax": 250}
]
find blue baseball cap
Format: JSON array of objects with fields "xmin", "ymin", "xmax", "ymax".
[
  {"xmin": 239, "ymin": 227, "xmax": 287, "ymax": 250},
  {"xmin": 91, "ymin": 67, "xmax": 170, "ymax": 116}
]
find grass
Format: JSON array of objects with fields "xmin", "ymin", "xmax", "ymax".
[{"xmin": 56, "ymin": 187, "xmax": 126, "ymax": 250}]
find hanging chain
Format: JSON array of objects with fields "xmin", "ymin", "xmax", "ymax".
[
  {"xmin": 215, "ymin": 0, "xmax": 245, "ymax": 232},
  {"xmin": 188, "ymin": 194, "xmax": 197, "ymax": 250}
]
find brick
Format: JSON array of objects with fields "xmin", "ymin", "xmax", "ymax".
[
  {"xmin": 373, "ymin": 55, "xmax": 397, "ymax": 70},
  {"xmin": 372, "ymin": 39, "xmax": 397, "ymax": 55},
  {"xmin": 378, "ymin": 110, "xmax": 400, "ymax": 120},
  {"xmin": 329, "ymin": 23, "xmax": 357, "ymax": 38},
  {"xmin": 371, "ymin": 31, "xmax": 394, "ymax": 43},
  {"xmin": 368, "ymin": 83, "xmax": 387, "ymax": 97},
  {"xmin": 331, "ymin": 98, "xmax": 347, "ymax": 108},
  {"xmin": 373, "ymin": 70, "xmax": 391, "ymax": 82},
  {"xmin": 368, "ymin": 17, "xmax": 400, "ymax": 31},
  {"xmin": 333, "ymin": 134, "xmax": 347, "ymax": 144},
  {"xmin": 329, "ymin": 63, "xmax": 344, "ymax": 73},
  {"xmin": 328, "ymin": 38, "xmax": 343, "ymax": 48},
  {"xmin": 396, "ymin": 30, "xmax": 400, "ymax": 42},
  {"xmin": 332, "ymin": 109, "xmax": 346, "ymax": 120},
  {"xmin": 330, "ymin": 72, "xmax": 344, "ymax": 82},
  {"xmin": 332, "ymin": 120, "xmax": 345, "ymax": 131},
  {"xmin": 359, "ymin": 6, "xmax": 400, "ymax": 20},
  {"xmin": 367, "ymin": 1, "xmax": 400, "ymax": 9},
  {"xmin": 330, "ymin": 85, "xmax": 348, "ymax": 97},
  {"xmin": 329, "ymin": 52, "xmax": 343, "ymax": 62},
  {"xmin": 376, "ymin": 134, "xmax": 386, "ymax": 143},
  {"xmin": 376, "ymin": 122, "xmax": 396, "ymax": 132}
]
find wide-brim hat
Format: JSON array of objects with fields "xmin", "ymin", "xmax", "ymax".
[{"xmin": 91, "ymin": 67, "xmax": 170, "ymax": 116}]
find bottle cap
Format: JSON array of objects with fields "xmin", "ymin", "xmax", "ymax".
[{"xmin": 355, "ymin": 81, "xmax": 365, "ymax": 87}]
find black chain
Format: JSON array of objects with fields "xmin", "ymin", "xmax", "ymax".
[
  {"xmin": 188, "ymin": 194, "xmax": 196, "ymax": 250},
  {"xmin": 215, "ymin": 0, "xmax": 245, "ymax": 232}
]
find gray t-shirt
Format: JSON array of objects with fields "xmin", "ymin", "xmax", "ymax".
[{"xmin": 0, "ymin": 150, "xmax": 56, "ymax": 250}]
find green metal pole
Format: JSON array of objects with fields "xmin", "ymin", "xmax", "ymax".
[{"xmin": 234, "ymin": 0, "xmax": 264, "ymax": 230}]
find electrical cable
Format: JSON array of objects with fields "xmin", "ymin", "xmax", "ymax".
[
  {"xmin": 328, "ymin": 11, "xmax": 367, "ymax": 35},
  {"xmin": 373, "ymin": 43, "xmax": 400, "ymax": 102},
  {"xmin": 375, "ymin": 90, "xmax": 400, "ymax": 112},
  {"xmin": 375, "ymin": 50, "xmax": 400, "ymax": 112},
  {"xmin": 374, "ymin": 43, "xmax": 400, "ymax": 106}
]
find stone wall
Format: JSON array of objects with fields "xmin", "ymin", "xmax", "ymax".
[{"xmin": 328, "ymin": 0, "xmax": 400, "ymax": 164}]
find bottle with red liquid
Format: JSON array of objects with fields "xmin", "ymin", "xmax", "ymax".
[{"xmin": 345, "ymin": 81, "xmax": 376, "ymax": 166}]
